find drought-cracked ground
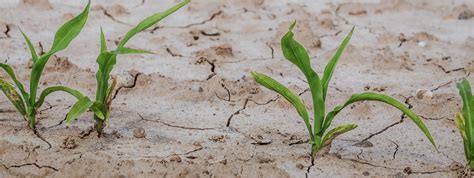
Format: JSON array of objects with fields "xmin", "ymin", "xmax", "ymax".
[{"xmin": 1, "ymin": 0, "xmax": 474, "ymax": 177}]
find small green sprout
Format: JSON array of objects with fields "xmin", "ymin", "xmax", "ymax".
[
  {"xmin": 0, "ymin": 1, "xmax": 90, "ymax": 129},
  {"xmin": 454, "ymin": 79, "xmax": 474, "ymax": 170},
  {"xmin": 251, "ymin": 22, "xmax": 436, "ymax": 157},
  {"xmin": 65, "ymin": 0, "xmax": 191, "ymax": 136}
]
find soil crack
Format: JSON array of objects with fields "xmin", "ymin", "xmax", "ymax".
[
  {"xmin": 226, "ymin": 99, "xmax": 249, "ymax": 127},
  {"xmin": 4, "ymin": 162, "xmax": 58, "ymax": 171},
  {"xmin": 150, "ymin": 10, "xmax": 223, "ymax": 33},
  {"xmin": 138, "ymin": 113, "xmax": 218, "ymax": 130}
]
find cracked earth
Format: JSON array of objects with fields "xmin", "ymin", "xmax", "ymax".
[{"xmin": 1, "ymin": 0, "xmax": 474, "ymax": 177}]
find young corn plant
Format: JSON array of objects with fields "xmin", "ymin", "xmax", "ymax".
[
  {"xmin": 0, "ymin": 1, "xmax": 90, "ymax": 129},
  {"xmin": 454, "ymin": 79, "xmax": 474, "ymax": 170},
  {"xmin": 251, "ymin": 22, "xmax": 436, "ymax": 157},
  {"xmin": 64, "ymin": 0, "xmax": 191, "ymax": 136}
]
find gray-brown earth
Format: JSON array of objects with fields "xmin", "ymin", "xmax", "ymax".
[{"xmin": 1, "ymin": 0, "xmax": 474, "ymax": 177}]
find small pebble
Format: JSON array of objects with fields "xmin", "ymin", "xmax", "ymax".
[
  {"xmin": 169, "ymin": 154, "xmax": 182, "ymax": 162},
  {"xmin": 459, "ymin": 10, "xmax": 473, "ymax": 20},
  {"xmin": 418, "ymin": 41, "xmax": 426, "ymax": 47},
  {"xmin": 133, "ymin": 127, "xmax": 146, "ymax": 138},
  {"xmin": 416, "ymin": 89, "xmax": 433, "ymax": 100}
]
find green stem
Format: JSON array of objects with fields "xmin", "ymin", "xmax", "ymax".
[
  {"xmin": 469, "ymin": 160, "xmax": 474, "ymax": 171},
  {"xmin": 95, "ymin": 117, "xmax": 104, "ymax": 137},
  {"xmin": 28, "ymin": 114, "xmax": 35, "ymax": 129}
]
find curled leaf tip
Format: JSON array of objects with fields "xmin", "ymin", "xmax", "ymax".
[{"xmin": 289, "ymin": 21, "xmax": 297, "ymax": 31}]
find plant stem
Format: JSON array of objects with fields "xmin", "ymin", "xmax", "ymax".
[
  {"xmin": 94, "ymin": 115, "xmax": 104, "ymax": 137},
  {"xmin": 27, "ymin": 113, "xmax": 35, "ymax": 129},
  {"xmin": 311, "ymin": 144, "xmax": 320, "ymax": 158}
]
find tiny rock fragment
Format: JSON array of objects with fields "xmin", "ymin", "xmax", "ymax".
[
  {"xmin": 133, "ymin": 127, "xmax": 146, "ymax": 138},
  {"xmin": 416, "ymin": 89, "xmax": 433, "ymax": 100},
  {"xmin": 363, "ymin": 171, "xmax": 370, "ymax": 176},
  {"xmin": 214, "ymin": 43, "xmax": 233, "ymax": 57},
  {"xmin": 458, "ymin": 10, "xmax": 473, "ymax": 20},
  {"xmin": 296, "ymin": 163, "xmax": 305, "ymax": 170},
  {"xmin": 349, "ymin": 9, "xmax": 367, "ymax": 16},
  {"xmin": 418, "ymin": 41, "xmax": 426, "ymax": 47},
  {"xmin": 169, "ymin": 154, "xmax": 182, "ymax": 162},
  {"xmin": 319, "ymin": 18, "xmax": 335, "ymax": 29},
  {"xmin": 61, "ymin": 137, "xmax": 78, "ymax": 149},
  {"xmin": 403, "ymin": 167, "xmax": 413, "ymax": 174},
  {"xmin": 353, "ymin": 140, "xmax": 373, "ymax": 148},
  {"xmin": 18, "ymin": 0, "xmax": 52, "ymax": 10},
  {"xmin": 250, "ymin": 135, "xmax": 272, "ymax": 145},
  {"xmin": 449, "ymin": 161, "xmax": 463, "ymax": 171},
  {"xmin": 209, "ymin": 135, "xmax": 226, "ymax": 143}
]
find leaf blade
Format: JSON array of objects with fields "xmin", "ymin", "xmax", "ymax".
[
  {"xmin": 0, "ymin": 79, "xmax": 26, "ymax": 115},
  {"xmin": 251, "ymin": 71, "xmax": 313, "ymax": 140},
  {"xmin": 47, "ymin": 0, "xmax": 91, "ymax": 54},
  {"xmin": 65, "ymin": 96, "xmax": 94, "ymax": 123},
  {"xmin": 19, "ymin": 28, "xmax": 38, "ymax": 63},
  {"xmin": 112, "ymin": 47, "xmax": 154, "ymax": 55},
  {"xmin": 0, "ymin": 63, "xmax": 29, "ymax": 102},
  {"xmin": 321, "ymin": 27, "xmax": 354, "ymax": 100},
  {"xmin": 118, "ymin": 0, "xmax": 190, "ymax": 47},
  {"xmin": 457, "ymin": 79, "xmax": 474, "ymax": 153},
  {"xmin": 35, "ymin": 86, "xmax": 85, "ymax": 109},
  {"xmin": 281, "ymin": 21, "xmax": 325, "ymax": 136},
  {"xmin": 323, "ymin": 92, "xmax": 436, "ymax": 148},
  {"xmin": 321, "ymin": 124, "xmax": 357, "ymax": 148}
]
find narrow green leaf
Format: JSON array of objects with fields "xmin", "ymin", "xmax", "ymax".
[
  {"xmin": 118, "ymin": 0, "xmax": 190, "ymax": 47},
  {"xmin": 321, "ymin": 124, "xmax": 357, "ymax": 147},
  {"xmin": 100, "ymin": 27, "xmax": 107, "ymax": 53},
  {"xmin": 66, "ymin": 96, "xmax": 94, "ymax": 123},
  {"xmin": 281, "ymin": 21, "xmax": 325, "ymax": 136},
  {"xmin": 47, "ymin": 0, "xmax": 91, "ymax": 54},
  {"xmin": 455, "ymin": 112, "xmax": 467, "ymax": 141},
  {"xmin": 0, "ymin": 79, "xmax": 26, "ymax": 115},
  {"xmin": 19, "ymin": 28, "xmax": 38, "ymax": 63},
  {"xmin": 112, "ymin": 47, "xmax": 154, "ymax": 55},
  {"xmin": 251, "ymin": 71, "xmax": 313, "ymax": 140},
  {"xmin": 323, "ymin": 92, "xmax": 436, "ymax": 148},
  {"xmin": 29, "ymin": 0, "xmax": 91, "ymax": 105},
  {"xmin": 35, "ymin": 86, "xmax": 85, "ymax": 109},
  {"xmin": 0, "ymin": 63, "xmax": 29, "ymax": 102},
  {"xmin": 457, "ymin": 79, "xmax": 474, "ymax": 152},
  {"xmin": 321, "ymin": 27, "xmax": 354, "ymax": 100},
  {"xmin": 90, "ymin": 102, "xmax": 106, "ymax": 120}
]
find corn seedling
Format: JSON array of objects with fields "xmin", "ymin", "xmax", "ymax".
[
  {"xmin": 454, "ymin": 79, "xmax": 474, "ymax": 170},
  {"xmin": 64, "ymin": 0, "xmax": 190, "ymax": 136},
  {"xmin": 0, "ymin": 1, "xmax": 90, "ymax": 129},
  {"xmin": 251, "ymin": 22, "xmax": 436, "ymax": 157}
]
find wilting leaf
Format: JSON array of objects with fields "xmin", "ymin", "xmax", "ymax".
[
  {"xmin": 0, "ymin": 79, "xmax": 26, "ymax": 115},
  {"xmin": 0, "ymin": 63, "xmax": 29, "ymax": 102}
]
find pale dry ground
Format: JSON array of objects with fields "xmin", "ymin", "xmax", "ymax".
[{"xmin": 0, "ymin": 0, "xmax": 474, "ymax": 177}]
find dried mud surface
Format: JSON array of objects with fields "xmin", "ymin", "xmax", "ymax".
[{"xmin": 1, "ymin": 0, "xmax": 474, "ymax": 177}]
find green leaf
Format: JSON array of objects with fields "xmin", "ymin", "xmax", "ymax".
[
  {"xmin": 29, "ymin": 0, "xmax": 91, "ymax": 106},
  {"xmin": 321, "ymin": 27, "xmax": 354, "ymax": 100},
  {"xmin": 66, "ymin": 96, "xmax": 94, "ymax": 123},
  {"xmin": 112, "ymin": 47, "xmax": 154, "ymax": 55},
  {"xmin": 322, "ymin": 92, "xmax": 436, "ymax": 148},
  {"xmin": 35, "ymin": 86, "xmax": 85, "ymax": 109},
  {"xmin": 0, "ymin": 79, "xmax": 26, "ymax": 115},
  {"xmin": 19, "ymin": 28, "xmax": 38, "ymax": 63},
  {"xmin": 0, "ymin": 63, "xmax": 29, "ymax": 102},
  {"xmin": 47, "ymin": 0, "xmax": 91, "ymax": 54},
  {"xmin": 95, "ymin": 52, "xmax": 115, "ymax": 103},
  {"xmin": 90, "ymin": 102, "xmax": 107, "ymax": 120},
  {"xmin": 321, "ymin": 124, "xmax": 357, "ymax": 147},
  {"xmin": 281, "ymin": 21, "xmax": 325, "ymax": 136},
  {"xmin": 457, "ymin": 79, "xmax": 474, "ymax": 153},
  {"xmin": 455, "ymin": 112, "xmax": 467, "ymax": 141},
  {"xmin": 251, "ymin": 71, "xmax": 313, "ymax": 140},
  {"xmin": 118, "ymin": 0, "xmax": 190, "ymax": 47},
  {"xmin": 100, "ymin": 28, "xmax": 107, "ymax": 53}
]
